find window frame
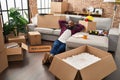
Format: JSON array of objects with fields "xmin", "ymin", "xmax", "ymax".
[
  {"xmin": 0, "ymin": 0, "xmax": 30, "ymax": 24},
  {"xmin": 37, "ymin": 0, "xmax": 51, "ymax": 14}
]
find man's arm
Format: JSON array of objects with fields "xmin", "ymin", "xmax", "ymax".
[
  {"xmin": 59, "ymin": 20, "xmax": 68, "ymax": 35},
  {"xmin": 75, "ymin": 24, "xmax": 85, "ymax": 32},
  {"xmin": 72, "ymin": 24, "xmax": 85, "ymax": 34},
  {"xmin": 59, "ymin": 20, "xmax": 68, "ymax": 28}
]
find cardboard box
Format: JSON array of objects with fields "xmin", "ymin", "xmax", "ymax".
[
  {"xmin": 8, "ymin": 35, "xmax": 26, "ymax": 44},
  {"xmin": 79, "ymin": 21, "xmax": 96, "ymax": 32},
  {"xmin": 7, "ymin": 33, "xmax": 27, "ymax": 39},
  {"xmin": 49, "ymin": 45, "xmax": 117, "ymax": 80},
  {"xmin": 37, "ymin": 14, "xmax": 66, "ymax": 29},
  {"xmin": 0, "ymin": 15, "xmax": 3, "ymax": 31},
  {"xmin": 51, "ymin": 1, "xmax": 68, "ymax": 14},
  {"xmin": 0, "ymin": 31, "xmax": 5, "ymax": 52},
  {"xmin": 0, "ymin": 50, "xmax": 8, "ymax": 73},
  {"xmin": 28, "ymin": 31, "xmax": 41, "ymax": 45},
  {"xmin": 29, "ymin": 45, "xmax": 51, "ymax": 53},
  {"xmin": 6, "ymin": 43, "xmax": 28, "ymax": 61}
]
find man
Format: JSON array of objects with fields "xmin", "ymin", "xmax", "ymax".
[{"xmin": 42, "ymin": 20, "xmax": 84, "ymax": 64}]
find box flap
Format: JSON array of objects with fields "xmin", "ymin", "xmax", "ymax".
[
  {"xmin": 21, "ymin": 43, "xmax": 28, "ymax": 50},
  {"xmin": 49, "ymin": 56, "xmax": 78, "ymax": 80},
  {"xmin": 80, "ymin": 54, "xmax": 117, "ymax": 80},
  {"xmin": 86, "ymin": 45, "xmax": 110, "ymax": 58}
]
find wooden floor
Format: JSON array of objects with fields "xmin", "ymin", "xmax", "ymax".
[{"xmin": 0, "ymin": 40, "xmax": 120, "ymax": 80}]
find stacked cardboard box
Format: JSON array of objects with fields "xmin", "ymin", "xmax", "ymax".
[
  {"xmin": 79, "ymin": 21, "xmax": 96, "ymax": 32},
  {"xmin": 6, "ymin": 43, "xmax": 28, "ymax": 61},
  {"xmin": 28, "ymin": 31, "xmax": 41, "ymax": 45},
  {"xmin": 49, "ymin": 45, "xmax": 117, "ymax": 80},
  {"xmin": 0, "ymin": 50, "xmax": 8, "ymax": 73},
  {"xmin": 51, "ymin": 1, "xmax": 68, "ymax": 14},
  {"xmin": 7, "ymin": 32, "xmax": 27, "ymax": 39},
  {"xmin": 0, "ymin": 31, "xmax": 5, "ymax": 52},
  {"xmin": 0, "ymin": 16, "xmax": 8, "ymax": 73},
  {"xmin": 0, "ymin": 16, "xmax": 5, "ymax": 49},
  {"xmin": 8, "ymin": 35, "xmax": 26, "ymax": 44}
]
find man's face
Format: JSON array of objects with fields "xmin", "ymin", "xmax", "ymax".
[{"xmin": 68, "ymin": 20, "xmax": 74, "ymax": 27}]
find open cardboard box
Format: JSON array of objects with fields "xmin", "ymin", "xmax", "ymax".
[
  {"xmin": 6, "ymin": 43, "xmax": 28, "ymax": 61},
  {"xmin": 6, "ymin": 42, "xmax": 51, "ymax": 61},
  {"xmin": 49, "ymin": 45, "xmax": 117, "ymax": 80}
]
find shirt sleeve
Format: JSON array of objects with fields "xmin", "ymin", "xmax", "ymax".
[
  {"xmin": 72, "ymin": 24, "xmax": 85, "ymax": 35},
  {"xmin": 59, "ymin": 20, "xmax": 68, "ymax": 29},
  {"xmin": 59, "ymin": 20, "xmax": 68, "ymax": 35}
]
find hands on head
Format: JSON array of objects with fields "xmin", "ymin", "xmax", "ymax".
[{"xmin": 68, "ymin": 20, "xmax": 75, "ymax": 27}]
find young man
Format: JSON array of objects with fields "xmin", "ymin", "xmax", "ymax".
[{"xmin": 42, "ymin": 20, "xmax": 84, "ymax": 64}]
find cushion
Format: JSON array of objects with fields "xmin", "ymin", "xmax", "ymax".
[
  {"xmin": 53, "ymin": 29, "xmax": 61, "ymax": 36},
  {"xmin": 93, "ymin": 17, "xmax": 112, "ymax": 31},
  {"xmin": 65, "ymin": 15, "xmax": 112, "ymax": 31},
  {"xmin": 27, "ymin": 23, "xmax": 36, "ymax": 31},
  {"xmin": 34, "ymin": 27, "xmax": 53, "ymax": 34},
  {"xmin": 66, "ymin": 32, "xmax": 108, "ymax": 51},
  {"xmin": 69, "ymin": 16, "xmax": 84, "ymax": 23},
  {"xmin": 109, "ymin": 28, "xmax": 119, "ymax": 35},
  {"xmin": 31, "ymin": 14, "xmax": 38, "ymax": 25}
]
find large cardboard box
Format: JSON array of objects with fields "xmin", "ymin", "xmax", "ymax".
[
  {"xmin": 0, "ymin": 31, "xmax": 5, "ymax": 52},
  {"xmin": 49, "ymin": 45, "xmax": 117, "ymax": 80},
  {"xmin": 79, "ymin": 21, "xmax": 96, "ymax": 32},
  {"xmin": 28, "ymin": 31, "xmax": 41, "ymax": 45},
  {"xmin": 8, "ymin": 35, "xmax": 26, "ymax": 44},
  {"xmin": 0, "ymin": 50, "xmax": 8, "ymax": 73},
  {"xmin": 51, "ymin": 1, "xmax": 68, "ymax": 14},
  {"xmin": 37, "ymin": 14, "xmax": 66, "ymax": 29},
  {"xmin": 6, "ymin": 43, "xmax": 28, "ymax": 61}
]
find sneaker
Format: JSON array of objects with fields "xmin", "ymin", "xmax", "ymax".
[
  {"xmin": 42, "ymin": 53, "xmax": 50, "ymax": 65},
  {"xmin": 49, "ymin": 54, "xmax": 54, "ymax": 63}
]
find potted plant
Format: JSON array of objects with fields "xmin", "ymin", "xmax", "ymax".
[{"xmin": 3, "ymin": 8, "xmax": 28, "ymax": 37}]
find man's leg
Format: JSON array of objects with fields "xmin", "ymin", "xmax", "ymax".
[
  {"xmin": 55, "ymin": 43, "xmax": 66, "ymax": 55},
  {"xmin": 42, "ymin": 40, "xmax": 61, "ymax": 65},
  {"xmin": 49, "ymin": 43, "xmax": 66, "ymax": 63},
  {"xmin": 49, "ymin": 40, "xmax": 65, "ymax": 63},
  {"xmin": 50, "ymin": 40, "xmax": 61, "ymax": 55}
]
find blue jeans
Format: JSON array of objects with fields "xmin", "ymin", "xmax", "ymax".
[{"xmin": 50, "ymin": 40, "xmax": 66, "ymax": 55}]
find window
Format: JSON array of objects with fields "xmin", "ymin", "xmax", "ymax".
[
  {"xmin": 0, "ymin": 0, "xmax": 29, "ymax": 23},
  {"xmin": 37, "ymin": 0, "xmax": 51, "ymax": 14}
]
